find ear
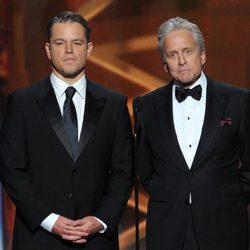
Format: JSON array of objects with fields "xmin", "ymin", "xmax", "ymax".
[
  {"xmin": 201, "ymin": 49, "xmax": 206, "ymax": 67},
  {"xmin": 45, "ymin": 43, "xmax": 51, "ymax": 60},
  {"xmin": 86, "ymin": 42, "xmax": 93, "ymax": 58}
]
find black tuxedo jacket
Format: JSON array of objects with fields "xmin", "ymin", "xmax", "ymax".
[
  {"xmin": 0, "ymin": 77, "xmax": 133, "ymax": 250},
  {"xmin": 133, "ymin": 77, "xmax": 250, "ymax": 250}
]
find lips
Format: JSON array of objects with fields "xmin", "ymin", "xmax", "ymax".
[
  {"xmin": 178, "ymin": 68, "xmax": 189, "ymax": 73},
  {"xmin": 63, "ymin": 57, "xmax": 76, "ymax": 62}
]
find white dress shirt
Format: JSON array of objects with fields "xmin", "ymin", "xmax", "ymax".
[
  {"xmin": 41, "ymin": 73, "xmax": 107, "ymax": 233},
  {"xmin": 50, "ymin": 73, "xmax": 86, "ymax": 140},
  {"xmin": 172, "ymin": 72, "xmax": 207, "ymax": 202}
]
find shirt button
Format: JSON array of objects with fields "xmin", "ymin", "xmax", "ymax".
[
  {"xmin": 187, "ymin": 117, "xmax": 190, "ymax": 120},
  {"xmin": 189, "ymin": 144, "xmax": 192, "ymax": 148},
  {"xmin": 68, "ymin": 193, "xmax": 73, "ymax": 198}
]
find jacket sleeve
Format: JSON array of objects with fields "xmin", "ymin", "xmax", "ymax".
[
  {"xmin": 0, "ymin": 94, "xmax": 51, "ymax": 231},
  {"xmin": 133, "ymin": 96, "xmax": 153, "ymax": 194}
]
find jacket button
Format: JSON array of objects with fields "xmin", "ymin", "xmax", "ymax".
[
  {"xmin": 73, "ymin": 166, "xmax": 77, "ymax": 172},
  {"xmin": 184, "ymin": 199, "xmax": 189, "ymax": 205},
  {"xmin": 191, "ymin": 171, "xmax": 196, "ymax": 176},
  {"xmin": 68, "ymin": 193, "xmax": 73, "ymax": 198}
]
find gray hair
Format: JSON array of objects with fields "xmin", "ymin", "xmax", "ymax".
[{"xmin": 157, "ymin": 17, "xmax": 205, "ymax": 61}]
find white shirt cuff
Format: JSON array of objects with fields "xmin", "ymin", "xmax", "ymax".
[
  {"xmin": 40, "ymin": 213, "xmax": 59, "ymax": 232},
  {"xmin": 94, "ymin": 217, "xmax": 107, "ymax": 233}
]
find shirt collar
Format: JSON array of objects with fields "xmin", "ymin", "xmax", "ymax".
[{"xmin": 50, "ymin": 73, "xmax": 86, "ymax": 99}]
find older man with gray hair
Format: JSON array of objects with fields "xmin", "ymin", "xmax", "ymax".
[{"xmin": 133, "ymin": 17, "xmax": 250, "ymax": 250}]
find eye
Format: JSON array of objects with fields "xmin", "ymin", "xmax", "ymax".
[
  {"xmin": 54, "ymin": 41, "xmax": 64, "ymax": 46},
  {"xmin": 74, "ymin": 41, "xmax": 84, "ymax": 46},
  {"xmin": 167, "ymin": 52, "xmax": 177, "ymax": 58},
  {"xmin": 184, "ymin": 48, "xmax": 192, "ymax": 54}
]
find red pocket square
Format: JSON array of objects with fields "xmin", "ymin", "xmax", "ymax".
[{"xmin": 220, "ymin": 118, "xmax": 232, "ymax": 126}]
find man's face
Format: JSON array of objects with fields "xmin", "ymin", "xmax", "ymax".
[
  {"xmin": 45, "ymin": 22, "xmax": 93, "ymax": 84},
  {"xmin": 163, "ymin": 29, "xmax": 206, "ymax": 87}
]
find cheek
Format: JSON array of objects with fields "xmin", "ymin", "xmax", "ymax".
[
  {"xmin": 48, "ymin": 49, "xmax": 61, "ymax": 61},
  {"xmin": 50, "ymin": 51, "xmax": 63, "ymax": 63},
  {"xmin": 79, "ymin": 53, "xmax": 88, "ymax": 64},
  {"xmin": 168, "ymin": 65, "xmax": 179, "ymax": 75},
  {"xmin": 165, "ymin": 61, "xmax": 177, "ymax": 72},
  {"xmin": 190, "ymin": 57, "xmax": 202, "ymax": 70}
]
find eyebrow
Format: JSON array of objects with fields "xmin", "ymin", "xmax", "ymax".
[{"xmin": 52, "ymin": 38, "xmax": 85, "ymax": 42}]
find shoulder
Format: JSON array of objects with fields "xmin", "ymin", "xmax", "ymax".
[
  {"xmin": 133, "ymin": 83, "xmax": 172, "ymax": 108},
  {"xmin": 207, "ymin": 77, "xmax": 250, "ymax": 113},
  {"xmin": 207, "ymin": 76, "xmax": 249, "ymax": 96},
  {"xmin": 10, "ymin": 77, "xmax": 50, "ymax": 99}
]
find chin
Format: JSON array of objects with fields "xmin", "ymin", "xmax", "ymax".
[{"xmin": 61, "ymin": 70, "xmax": 82, "ymax": 79}]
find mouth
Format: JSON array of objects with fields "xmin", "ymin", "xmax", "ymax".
[
  {"xmin": 178, "ymin": 68, "xmax": 190, "ymax": 73},
  {"xmin": 63, "ymin": 58, "xmax": 76, "ymax": 62}
]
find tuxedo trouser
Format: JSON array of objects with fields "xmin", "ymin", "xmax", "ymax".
[{"xmin": 182, "ymin": 205, "xmax": 200, "ymax": 250}]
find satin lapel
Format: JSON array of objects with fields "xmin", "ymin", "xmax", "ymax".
[
  {"xmin": 192, "ymin": 80, "xmax": 228, "ymax": 169},
  {"xmin": 35, "ymin": 79, "xmax": 73, "ymax": 159},
  {"xmin": 153, "ymin": 84, "xmax": 188, "ymax": 170},
  {"xmin": 75, "ymin": 85, "xmax": 106, "ymax": 161}
]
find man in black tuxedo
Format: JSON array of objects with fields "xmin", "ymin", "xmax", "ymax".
[
  {"xmin": 133, "ymin": 17, "xmax": 250, "ymax": 250},
  {"xmin": 0, "ymin": 11, "xmax": 133, "ymax": 250}
]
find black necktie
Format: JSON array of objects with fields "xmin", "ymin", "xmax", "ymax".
[
  {"xmin": 175, "ymin": 84, "xmax": 202, "ymax": 103},
  {"xmin": 63, "ymin": 87, "xmax": 78, "ymax": 159}
]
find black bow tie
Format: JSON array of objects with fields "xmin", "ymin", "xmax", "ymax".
[{"xmin": 175, "ymin": 84, "xmax": 202, "ymax": 103}]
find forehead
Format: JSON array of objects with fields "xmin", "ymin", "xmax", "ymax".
[
  {"xmin": 163, "ymin": 29, "xmax": 197, "ymax": 50},
  {"xmin": 50, "ymin": 22, "xmax": 86, "ymax": 38}
]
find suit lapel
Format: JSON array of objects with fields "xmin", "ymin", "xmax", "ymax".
[
  {"xmin": 36, "ymin": 79, "xmax": 106, "ymax": 162},
  {"xmin": 75, "ymin": 81, "xmax": 106, "ymax": 161},
  {"xmin": 153, "ymin": 84, "xmax": 188, "ymax": 170},
  {"xmin": 192, "ymin": 79, "xmax": 228, "ymax": 169},
  {"xmin": 35, "ymin": 78, "xmax": 73, "ymax": 158}
]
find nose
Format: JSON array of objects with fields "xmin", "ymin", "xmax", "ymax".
[
  {"xmin": 65, "ymin": 43, "xmax": 73, "ymax": 53},
  {"xmin": 178, "ymin": 53, "xmax": 186, "ymax": 65}
]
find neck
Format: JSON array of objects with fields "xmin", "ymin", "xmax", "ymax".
[{"xmin": 52, "ymin": 70, "xmax": 85, "ymax": 85}]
